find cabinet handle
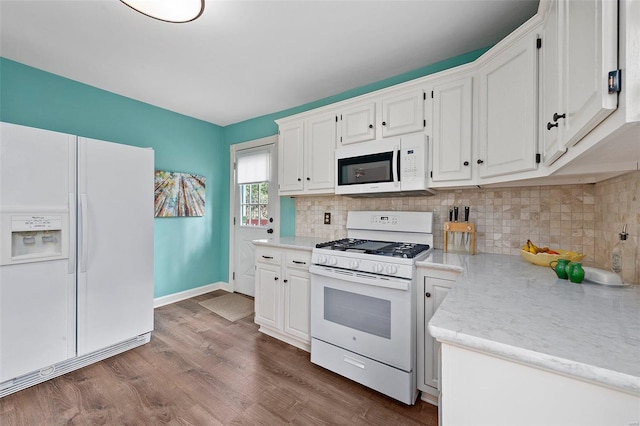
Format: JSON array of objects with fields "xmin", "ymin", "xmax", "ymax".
[
  {"xmin": 553, "ymin": 112, "xmax": 566, "ymax": 121},
  {"xmin": 477, "ymin": 159, "xmax": 484, "ymax": 165},
  {"xmin": 368, "ymin": 124, "xmax": 373, "ymax": 129},
  {"xmin": 425, "ymin": 292, "xmax": 431, "ymax": 298},
  {"xmin": 292, "ymin": 260, "xmax": 307, "ymax": 265},
  {"xmin": 381, "ymin": 121, "xmax": 387, "ymax": 126},
  {"xmin": 547, "ymin": 122, "xmax": 559, "ymax": 130},
  {"xmin": 463, "ymin": 161, "xmax": 469, "ymax": 166},
  {"xmin": 262, "ymin": 255, "xmax": 274, "ymax": 259}
]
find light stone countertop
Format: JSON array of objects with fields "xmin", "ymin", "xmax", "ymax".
[
  {"xmin": 420, "ymin": 250, "xmax": 640, "ymax": 395},
  {"xmin": 252, "ymin": 236, "xmax": 327, "ymax": 251}
]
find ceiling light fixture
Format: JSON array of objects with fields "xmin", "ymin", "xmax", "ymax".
[{"xmin": 120, "ymin": 0, "xmax": 204, "ymax": 23}]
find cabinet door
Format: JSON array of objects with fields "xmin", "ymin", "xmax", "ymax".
[
  {"xmin": 381, "ymin": 91, "xmax": 425, "ymax": 137},
  {"xmin": 431, "ymin": 77, "xmax": 473, "ymax": 182},
  {"xmin": 562, "ymin": 0, "xmax": 617, "ymax": 147},
  {"xmin": 255, "ymin": 263, "xmax": 282, "ymax": 330},
  {"xmin": 539, "ymin": 0, "xmax": 567, "ymax": 166},
  {"xmin": 423, "ymin": 277, "xmax": 452, "ymax": 390},
  {"xmin": 339, "ymin": 103, "xmax": 376, "ymax": 145},
  {"xmin": 278, "ymin": 122, "xmax": 304, "ymax": 193},
  {"xmin": 478, "ymin": 32, "xmax": 538, "ymax": 178},
  {"xmin": 283, "ymin": 267, "xmax": 311, "ymax": 342},
  {"xmin": 305, "ymin": 113, "xmax": 336, "ymax": 191}
]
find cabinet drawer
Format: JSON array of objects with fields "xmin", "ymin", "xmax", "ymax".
[
  {"xmin": 285, "ymin": 251, "xmax": 311, "ymax": 270},
  {"xmin": 255, "ymin": 248, "xmax": 282, "ymax": 265},
  {"xmin": 310, "ymin": 338, "xmax": 415, "ymax": 405}
]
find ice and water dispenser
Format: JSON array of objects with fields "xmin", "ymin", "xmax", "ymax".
[{"xmin": 0, "ymin": 213, "xmax": 68, "ymax": 265}]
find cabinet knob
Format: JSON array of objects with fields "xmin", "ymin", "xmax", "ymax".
[
  {"xmin": 547, "ymin": 122, "xmax": 559, "ymax": 130},
  {"xmin": 553, "ymin": 112, "xmax": 566, "ymax": 121},
  {"xmin": 274, "ymin": 277, "xmax": 279, "ymax": 281},
  {"xmin": 306, "ymin": 177, "xmax": 310, "ymax": 181},
  {"xmin": 463, "ymin": 161, "xmax": 469, "ymax": 166},
  {"xmin": 297, "ymin": 178, "xmax": 302, "ymax": 182},
  {"xmin": 283, "ymin": 279, "xmax": 288, "ymax": 283},
  {"xmin": 368, "ymin": 124, "xmax": 373, "ymax": 129},
  {"xmin": 425, "ymin": 292, "xmax": 431, "ymax": 298},
  {"xmin": 381, "ymin": 121, "xmax": 387, "ymax": 126},
  {"xmin": 477, "ymin": 159, "xmax": 484, "ymax": 165}
]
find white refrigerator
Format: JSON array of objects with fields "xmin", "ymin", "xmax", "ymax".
[{"xmin": 0, "ymin": 122, "xmax": 154, "ymax": 394}]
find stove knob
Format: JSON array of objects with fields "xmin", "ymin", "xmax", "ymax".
[
  {"xmin": 349, "ymin": 260, "xmax": 360, "ymax": 269},
  {"xmin": 316, "ymin": 255, "xmax": 327, "ymax": 265},
  {"xmin": 386, "ymin": 265, "xmax": 398, "ymax": 275},
  {"xmin": 373, "ymin": 263, "xmax": 384, "ymax": 273},
  {"xmin": 328, "ymin": 257, "xmax": 338, "ymax": 266}
]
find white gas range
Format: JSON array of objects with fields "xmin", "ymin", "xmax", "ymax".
[{"xmin": 309, "ymin": 211, "xmax": 433, "ymax": 405}]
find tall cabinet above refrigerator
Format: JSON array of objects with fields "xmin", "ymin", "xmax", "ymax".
[{"xmin": 0, "ymin": 122, "xmax": 154, "ymax": 397}]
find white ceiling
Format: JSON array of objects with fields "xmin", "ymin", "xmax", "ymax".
[{"xmin": 0, "ymin": 0, "xmax": 539, "ymax": 126}]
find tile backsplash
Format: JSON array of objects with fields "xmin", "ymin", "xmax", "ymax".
[{"xmin": 294, "ymin": 170, "xmax": 640, "ymax": 284}]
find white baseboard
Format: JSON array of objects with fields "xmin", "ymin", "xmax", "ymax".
[{"xmin": 153, "ymin": 282, "xmax": 231, "ymax": 308}]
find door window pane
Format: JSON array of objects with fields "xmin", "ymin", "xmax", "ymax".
[{"xmin": 240, "ymin": 182, "xmax": 269, "ymax": 227}]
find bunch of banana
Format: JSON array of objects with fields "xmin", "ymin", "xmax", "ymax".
[{"xmin": 522, "ymin": 239, "xmax": 559, "ymax": 255}]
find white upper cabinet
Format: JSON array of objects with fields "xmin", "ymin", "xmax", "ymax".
[
  {"xmin": 277, "ymin": 111, "xmax": 336, "ymax": 196},
  {"xmin": 337, "ymin": 90, "xmax": 425, "ymax": 146},
  {"xmin": 305, "ymin": 112, "xmax": 336, "ymax": 191},
  {"xmin": 477, "ymin": 30, "xmax": 539, "ymax": 179},
  {"xmin": 430, "ymin": 77, "xmax": 473, "ymax": 182},
  {"xmin": 339, "ymin": 102, "xmax": 376, "ymax": 145},
  {"xmin": 540, "ymin": 0, "xmax": 618, "ymax": 165},
  {"xmin": 381, "ymin": 90, "xmax": 425, "ymax": 138},
  {"xmin": 277, "ymin": 121, "xmax": 304, "ymax": 193},
  {"xmin": 539, "ymin": 0, "xmax": 566, "ymax": 165}
]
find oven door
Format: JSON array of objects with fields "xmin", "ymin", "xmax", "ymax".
[
  {"xmin": 309, "ymin": 264, "xmax": 415, "ymax": 371},
  {"xmin": 335, "ymin": 140, "xmax": 400, "ymax": 195}
]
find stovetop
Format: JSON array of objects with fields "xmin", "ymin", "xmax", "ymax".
[{"xmin": 315, "ymin": 238, "xmax": 430, "ymax": 259}]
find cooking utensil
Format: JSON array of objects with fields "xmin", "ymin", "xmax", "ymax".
[{"xmin": 464, "ymin": 206, "xmax": 470, "ymax": 251}]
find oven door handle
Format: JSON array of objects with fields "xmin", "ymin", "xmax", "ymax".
[{"xmin": 309, "ymin": 265, "xmax": 409, "ymax": 291}]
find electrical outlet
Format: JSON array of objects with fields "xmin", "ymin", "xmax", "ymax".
[{"xmin": 324, "ymin": 212, "xmax": 331, "ymax": 225}]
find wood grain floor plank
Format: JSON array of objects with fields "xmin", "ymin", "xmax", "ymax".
[{"xmin": 0, "ymin": 290, "xmax": 438, "ymax": 425}]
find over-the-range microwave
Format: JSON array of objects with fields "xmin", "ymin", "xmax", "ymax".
[{"xmin": 335, "ymin": 133, "xmax": 434, "ymax": 197}]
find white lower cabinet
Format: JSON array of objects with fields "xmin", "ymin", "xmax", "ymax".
[
  {"xmin": 439, "ymin": 343, "xmax": 640, "ymax": 426},
  {"xmin": 254, "ymin": 246, "xmax": 311, "ymax": 351},
  {"xmin": 416, "ymin": 266, "xmax": 459, "ymax": 404}
]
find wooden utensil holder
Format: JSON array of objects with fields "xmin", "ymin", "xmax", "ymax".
[{"xmin": 444, "ymin": 221, "xmax": 476, "ymax": 254}]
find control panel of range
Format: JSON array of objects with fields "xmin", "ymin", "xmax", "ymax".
[{"xmin": 311, "ymin": 251, "xmax": 417, "ymax": 279}]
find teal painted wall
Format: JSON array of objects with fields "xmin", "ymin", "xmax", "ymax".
[{"xmin": 0, "ymin": 58, "xmax": 225, "ymax": 298}]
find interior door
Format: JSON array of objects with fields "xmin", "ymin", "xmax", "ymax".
[
  {"xmin": 76, "ymin": 137, "xmax": 154, "ymax": 356},
  {"xmin": 232, "ymin": 140, "xmax": 278, "ymax": 297}
]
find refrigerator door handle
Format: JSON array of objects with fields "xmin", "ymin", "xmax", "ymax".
[
  {"xmin": 80, "ymin": 193, "xmax": 88, "ymax": 273},
  {"xmin": 68, "ymin": 193, "xmax": 76, "ymax": 275}
]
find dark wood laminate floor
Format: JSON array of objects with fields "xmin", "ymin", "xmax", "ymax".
[{"xmin": 0, "ymin": 290, "xmax": 438, "ymax": 425}]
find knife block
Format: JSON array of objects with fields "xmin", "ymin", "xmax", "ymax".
[{"xmin": 444, "ymin": 222, "xmax": 476, "ymax": 255}]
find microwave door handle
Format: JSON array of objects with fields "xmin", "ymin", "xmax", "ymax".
[{"xmin": 393, "ymin": 149, "xmax": 400, "ymax": 186}]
